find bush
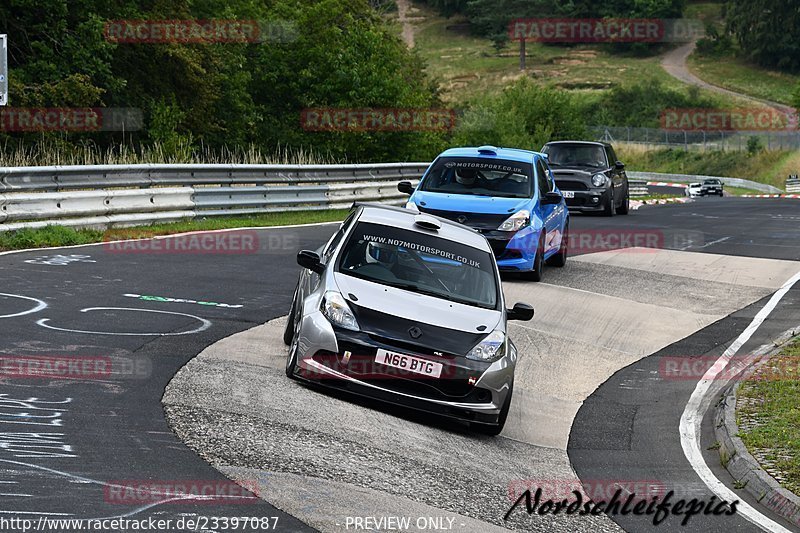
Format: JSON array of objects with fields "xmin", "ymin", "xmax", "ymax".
[
  {"xmin": 695, "ymin": 25, "xmax": 733, "ymax": 56},
  {"xmin": 452, "ymin": 78, "xmax": 587, "ymax": 150},
  {"xmin": 746, "ymin": 136, "xmax": 764, "ymax": 155},
  {"xmin": 585, "ymin": 79, "xmax": 717, "ymax": 128}
]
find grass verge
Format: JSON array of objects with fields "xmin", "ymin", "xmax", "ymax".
[
  {"xmin": 407, "ymin": 3, "xmax": 741, "ymax": 107},
  {"xmin": 0, "ymin": 210, "xmax": 349, "ymax": 252},
  {"xmin": 725, "ymin": 186, "xmax": 768, "ymax": 196},
  {"xmin": 688, "ymin": 53, "xmax": 799, "ymax": 107},
  {"xmin": 617, "ymin": 144, "xmax": 800, "ymax": 189},
  {"xmin": 737, "ymin": 337, "xmax": 800, "ymax": 495}
]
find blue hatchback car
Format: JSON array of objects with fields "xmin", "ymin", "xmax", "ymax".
[{"xmin": 397, "ymin": 146, "xmax": 569, "ymax": 281}]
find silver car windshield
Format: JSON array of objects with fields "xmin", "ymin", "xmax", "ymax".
[{"xmin": 337, "ymin": 222, "xmax": 498, "ymax": 309}]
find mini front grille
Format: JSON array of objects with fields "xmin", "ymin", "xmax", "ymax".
[{"xmin": 556, "ymin": 180, "xmax": 589, "ymax": 191}]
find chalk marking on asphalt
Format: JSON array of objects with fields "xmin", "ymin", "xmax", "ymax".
[
  {"xmin": 0, "ymin": 458, "xmax": 259, "ymax": 504},
  {"xmin": 693, "ymin": 236, "xmax": 732, "ymax": 250},
  {"xmin": 680, "ymin": 268, "xmax": 800, "ymax": 533},
  {"xmin": 36, "ymin": 307, "xmax": 212, "ymax": 336},
  {"xmin": 123, "ymin": 293, "xmax": 243, "ymax": 309},
  {"xmin": 0, "ymin": 293, "xmax": 47, "ymax": 319}
]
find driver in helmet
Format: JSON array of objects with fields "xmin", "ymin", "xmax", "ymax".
[
  {"xmin": 455, "ymin": 167, "xmax": 479, "ymax": 187},
  {"xmin": 365, "ymin": 241, "xmax": 397, "ymax": 267}
]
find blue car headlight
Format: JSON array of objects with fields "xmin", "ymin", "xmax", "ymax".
[{"xmin": 498, "ymin": 210, "xmax": 530, "ymax": 232}]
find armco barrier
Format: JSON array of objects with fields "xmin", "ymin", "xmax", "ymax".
[
  {"xmin": 628, "ymin": 179, "xmax": 648, "ymax": 197},
  {"xmin": 627, "ymin": 171, "xmax": 783, "ymax": 194},
  {"xmin": 0, "ymin": 163, "xmax": 428, "ymax": 231},
  {"xmin": 0, "ymin": 163, "xmax": 781, "ymax": 232}
]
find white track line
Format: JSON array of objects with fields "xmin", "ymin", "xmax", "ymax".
[{"xmin": 680, "ymin": 268, "xmax": 800, "ymax": 532}]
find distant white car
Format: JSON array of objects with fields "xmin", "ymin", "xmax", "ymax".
[{"xmin": 686, "ymin": 182, "xmax": 704, "ymax": 198}]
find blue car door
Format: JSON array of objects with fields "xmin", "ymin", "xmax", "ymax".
[{"xmin": 535, "ymin": 157, "xmax": 563, "ymax": 256}]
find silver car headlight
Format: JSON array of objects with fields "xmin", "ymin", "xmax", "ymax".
[
  {"xmin": 321, "ymin": 291, "xmax": 360, "ymax": 331},
  {"xmin": 591, "ymin": 174, "xmax": 608, "ymax": 187},
  {"xmin": 466, "ymin": 330, "xmax": 506, "ymax": 362},
  {"xmin": 497, "ymin": 210, "xmax": 530, "ymax": 232}
]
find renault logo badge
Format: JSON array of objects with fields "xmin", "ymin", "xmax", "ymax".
[{"xmin": 408, "ymin": 327, "xmax": 423, "ymax": 339}]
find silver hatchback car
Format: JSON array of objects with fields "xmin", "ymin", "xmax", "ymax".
[{"xmin": 283, "ymin": 203, "xmax": 534, "ymax": 435}]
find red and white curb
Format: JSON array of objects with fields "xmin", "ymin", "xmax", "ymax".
[
  {"xmin": 630, "ymin": 197, "xmax": 691, "ymax": 210},
  {"xmin": 741, "ymin": 194, "xmax": 800, "ymax": 199}
]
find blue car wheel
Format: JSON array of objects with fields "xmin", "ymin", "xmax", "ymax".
[{"xmin": 522, "ymin": 233, "xmax": 545, "ymax": 282}]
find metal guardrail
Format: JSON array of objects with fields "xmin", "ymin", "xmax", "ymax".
[
  {"xmin": 627, "ymin": 171, "xmax": 783, "ymax": 194},
  {"xmin": 0, "ymin": 163, "xmax": 784, "ymax": 232},
  {"xmin": 0, "ymin": 163, "xmax": 427, "ymax": 231},
  {"xmin": 787, "ymin": 175, "xmax": 800, "ymax": 193},
  {"xmin": 594, "ymin": 126, "xmax": 800, "ymax": 152},
  {"xmin": 628, "ymin": 180, "xmax": 649, "ymax": 197}
]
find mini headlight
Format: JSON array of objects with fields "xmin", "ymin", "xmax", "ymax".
[
  {"xmin": 320, "ymin": 291, "xmax": 360, "ymax": 331},
  {"xmin": 497, "ymin": 210, "xmax": 530, "ymax": 232},
  {"xmin": 466, "ymin": 330, "xmax": 506, "ymax": 362},
  {"xmin": 591, "ymin": 174, "xmax": 608, "ymax": 187}
]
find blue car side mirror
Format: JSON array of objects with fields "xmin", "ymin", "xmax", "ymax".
[{"xmin": 541, "ymin": 191, "xmax": 563, "ymax": 205}]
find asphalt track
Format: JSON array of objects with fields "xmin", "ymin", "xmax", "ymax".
[
  {"xmin": 0, "ymin": 226, "xmax": 327, "ymax": 531},
  {"xmin": 0, "ymin": 196, "xmax": 799, "ymax": 532}
]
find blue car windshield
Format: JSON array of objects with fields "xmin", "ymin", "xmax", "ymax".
[
  {"xmin": 419, "ymin": 157, "xmax": 533, "ymax": 199},
  {"xmin": 337, "ymin": 222, "xmax": 499, "ymax": 309}
]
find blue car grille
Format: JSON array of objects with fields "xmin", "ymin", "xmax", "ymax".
[{"xmin": 417, "ymin": 207, "xmax": 509, "ymax": 231}]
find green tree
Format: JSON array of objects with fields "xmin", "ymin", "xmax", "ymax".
[
  {"xmin": 727, "ymin": 0, "xmax": 800, "ymax": 72},
  {"xmin": 452, "ymin": 78, "xmax": 587, "ymax": 149},
  {"xmin": 0, "ymin": 0, "xmax": 445, "ymax": 162}
]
